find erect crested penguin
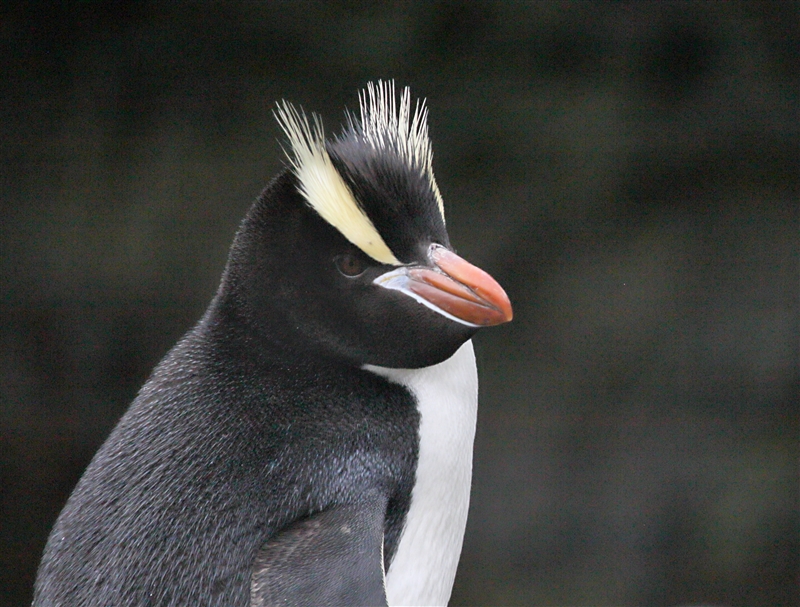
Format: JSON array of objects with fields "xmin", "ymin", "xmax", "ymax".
[{"xmin": 33, "ymin": 81, "xmax": 512, "ymax": 607}]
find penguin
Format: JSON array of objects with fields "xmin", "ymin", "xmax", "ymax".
[{"xmin": 33, "ymin": 81, "xmax": 512, "ymax": 607}]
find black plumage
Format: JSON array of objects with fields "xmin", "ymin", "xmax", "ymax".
[
  {"xmin": 34, "ymin": 172, "xmax": 423, "ymax": 606},
  {"xmin": 33, "ymin": 83, "xmax": 511, "ymax": 607}
]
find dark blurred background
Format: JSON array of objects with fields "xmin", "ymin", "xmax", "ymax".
[{"xmin": 2, "ymin": 1, "xmax": 797, "ymax": 605}]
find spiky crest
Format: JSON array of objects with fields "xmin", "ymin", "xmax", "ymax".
[
  {"xmin": 274, "ymin": 101, "xmax": 401, "ymax": 266},
  {"xmin": 274, "ymin": 82, "xmax": 446, "ymax": 265},
  {"xmin": 354, "ymin": 81, "xmax": 445, "ymax": 222}
]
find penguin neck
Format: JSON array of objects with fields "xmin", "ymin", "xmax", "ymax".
[
  {"xmin": 202, "ymin": 290, "xmax": 347, "ymax": 368},
  {"xmin": 363, "ymin": 339, "xmax": 478, "ymax": 607}
]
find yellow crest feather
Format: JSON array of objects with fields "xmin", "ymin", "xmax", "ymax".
[{"xmin": 274, "ymin": 101, "xmax": 401, "ymax": 266}]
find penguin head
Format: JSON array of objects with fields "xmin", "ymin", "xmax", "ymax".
[{"xmin": 222, "ymin": 81, "xmax": 512, "ymax": 369}]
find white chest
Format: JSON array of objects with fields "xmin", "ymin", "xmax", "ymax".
[{"xmin": 364, "ymin": 340, "xmax": 478, "ymax": 607}]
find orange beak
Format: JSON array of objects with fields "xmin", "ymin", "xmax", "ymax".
[{"xmin": 374, "ymin": 245, "xmax": 513, "ymax": 327}]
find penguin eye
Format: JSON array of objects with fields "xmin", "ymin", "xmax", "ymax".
[{"xmin": 334, "ymin": 254, "xmax": 366, "ymax": 278}]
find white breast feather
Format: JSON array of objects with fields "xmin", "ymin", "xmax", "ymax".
[{"xmin": 364, "ymin": 340, "xmax": 478, "ymax": 607}]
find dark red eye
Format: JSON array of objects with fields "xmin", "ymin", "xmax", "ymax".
[{"xmin": 334, "ymin": 254, "xmax": 366, "ymax": 277}]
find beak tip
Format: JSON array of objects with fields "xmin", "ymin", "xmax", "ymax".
[
  {"xmin": 488, "ymin": 296, "xmax": 513, "ymax": 326},
  {"xmin": 501, "ymin": 296, "xmax": 513, "ymax": 323}
]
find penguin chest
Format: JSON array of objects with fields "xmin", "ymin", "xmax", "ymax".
[{"xmin": 364, "ymin": 340, "xmax": 478, "ymax": 607}]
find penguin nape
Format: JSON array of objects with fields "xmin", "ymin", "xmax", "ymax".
[{"xmin": 33, "ymin": 81, "xmax": 512, "ymax": 607}]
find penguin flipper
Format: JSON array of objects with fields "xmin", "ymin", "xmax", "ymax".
[{"xmin": 250, "ymin": 497, "xmax": 388, "ymax": 607}]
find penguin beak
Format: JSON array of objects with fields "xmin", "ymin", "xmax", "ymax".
[{"xmin": 374, "ymin": 244, "xmax": 513, "ymax": 327}]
